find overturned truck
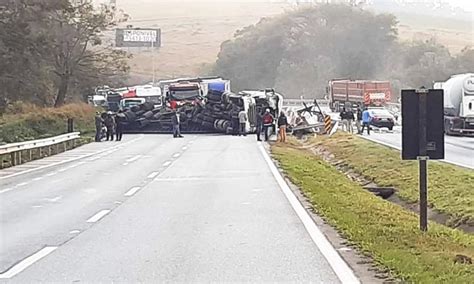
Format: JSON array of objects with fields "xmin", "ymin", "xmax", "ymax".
[{"xmin": 119, "ymin": 88, "xmax": 283, "ymax": 134}]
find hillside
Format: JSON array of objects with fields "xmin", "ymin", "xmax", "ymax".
[{"xmin": 113, "ymin": 1, "xmax": 473, "ymax": 84}]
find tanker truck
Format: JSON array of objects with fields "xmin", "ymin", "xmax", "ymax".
[{"xmin": 434, "ymin": 73, "xmax": 474, "ymax": 136}]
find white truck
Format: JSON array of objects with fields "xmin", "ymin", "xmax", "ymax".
[{"xmin": 434, "ymin": 73, "xmax": 474, "ymax": 136}]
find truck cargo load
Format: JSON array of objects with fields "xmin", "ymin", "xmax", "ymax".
[{"xmin": 328, "ymin": 79, "xmax": 391, "ymax": 112}]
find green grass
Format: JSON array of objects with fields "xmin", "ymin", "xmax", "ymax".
[
  {"xmin": 271, "ymin": 144, "xmax": 474, "ymax": 283},
  {"xmin": 0, "ymin": 103, "xmax": 96, "ymax": 144},
  {"xmin": 310, "ymin": 133, "xmax": 474, "ymax": 227}
]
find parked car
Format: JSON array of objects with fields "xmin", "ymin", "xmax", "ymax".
[{"xmin": 368, "ymin": 107, "xmax": 395, "ymax": 130}]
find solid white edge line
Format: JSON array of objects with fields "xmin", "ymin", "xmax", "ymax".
[
  {"xmin": 86, "ymin": 209, "xmax": 111, "ymax": 223},
  {"xmin": 173, "ymin": 153, "xmax": 181, "ymax": 158},
  {"xmin": 147, "ymin": 172, "xmax": 159, "ymax": 179},
  {"xmin": 124, "ymin": 186, "xmax": 141, "ymax": 197},
  {"xmin": 0, "ymin": 246, "xmax": 57, "ymax": 279},
  {"xmin": 163, "ymin": 161, "xmax": 171, "ymax": 167},
  {"xmin": 258, "ymin": 144, "xmax": 360, "ymax": 284},
  {"xmin": 0, "ymin": 136, "xmax": 144, "ymax": 181}
]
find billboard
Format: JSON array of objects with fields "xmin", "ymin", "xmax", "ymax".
[{"xmin": 115, "ymin": 28, "xmax": 161, "ymax": 48}]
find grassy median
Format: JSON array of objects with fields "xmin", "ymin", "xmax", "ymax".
[
  {"xmin": 272, "ymin": 143, "xmax": 474, "ymax": 282},
  {"xmin": 308, "ymin": 133, "xmax": 474, "ymax": 227}
]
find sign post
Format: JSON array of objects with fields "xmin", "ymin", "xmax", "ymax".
[{"xmin": 402, "ymin": 88, "xmax": 444, "ymax": 232}]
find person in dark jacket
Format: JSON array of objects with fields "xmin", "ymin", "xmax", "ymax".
[
  {"xmin": 255, "ymin": 110, "xmax": 263, "ymax": 141},
  {"xmin": 231, "ymin": 105, "xmax": 240, "ymax": 136},
  {"xmin": 104, "ymin": 112, "xmax": 115, "ymax": 141},
  {"xmin": 94, "ymin": 112, "xmax": 104, "ymax": 142},
  {"xmin": 277, "ymin": 111, "xmax": 288, "ymax": 143},
  {"xmin": 262, "ymin": 108, "xmax": 274, "ymax": 141},
  {"xmin": 356, "ymin": 108, "xmax": 363, "ymax": 134},
  {"xmin": 115, "ymin": 110, "xmax": 125, "ymax": 142},
  {"xmin": 346, "ymin": 108, "xmax": 355, "ymax": 133},
  {"xmin": 171, "ymin": 109, "xmax": 183, "ymax": 138}
]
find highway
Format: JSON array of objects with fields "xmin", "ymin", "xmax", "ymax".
[
  {"xmin": 0, "ymin": 135, "xmax": 356, "ymax": 282},
  {"xmin": 361, "ymin": 127, "xmax": 474, "ymax": 169}
]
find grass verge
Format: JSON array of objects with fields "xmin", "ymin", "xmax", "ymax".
[
  {"xmin": 0, "ymin": 103, "xmax": 96, "ymax": 144},
  {"xmin": 310, "ymin": 133, "xmax": 474, "ymax": 226},
  {"xmin": 271, "ymin": 143, "xmax": 474, "ymax": 282}
]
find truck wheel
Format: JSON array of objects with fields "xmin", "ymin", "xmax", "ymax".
[{"xmin": 388, "ymin": 126, "xmax": 393, "ymax": 131}]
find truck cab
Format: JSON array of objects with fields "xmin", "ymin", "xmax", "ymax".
[
  {"xmin": 441, "ymin": 73, "xmax": 474, "ymax": 135},
  {"xmin": 167, "ymin": 82, "xmax": 203, "ymax": 102}
]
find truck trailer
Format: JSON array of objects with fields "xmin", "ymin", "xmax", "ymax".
[
  {"xmin": 328, "ymin": 79, "xmax": 392, "ymax": 112},
  {"xmin": 435, "ymin": 73, "xmax": 474, "ymax": 136}
]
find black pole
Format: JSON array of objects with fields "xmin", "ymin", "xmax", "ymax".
[
  {"xmin": 418, "ymin": 90, "xmax": 428, "ymax": 231},
  {"xmin": 67, "ymin": 118, "xmax": 74, "ymax": 133}
]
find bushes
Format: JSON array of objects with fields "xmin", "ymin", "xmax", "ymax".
[{"xmin": 0, "ymin": 103, "xmax": 96, "ymax": 144}]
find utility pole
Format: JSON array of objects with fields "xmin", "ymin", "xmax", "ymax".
[{"xmin": 151, "ymin": 38, "xmax": 156, "ymax": 85}]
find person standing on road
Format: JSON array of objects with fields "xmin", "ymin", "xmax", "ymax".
[
  {"xmin": 231, "ymin": 105, "xmax": 240, "ymax": 136},
  {"xmin": 115, "ymin": 110, "xmax": 125, "ymax": 142},
  {"xmin": 277, "ymin": 111, "xmax": 288, "ymax": 143},
  {"xmin": 256, "ymin": 111, "xmax": 263, "ymax": 141},
  {"xmin": 95, "ymin": 112, "xmax": 104, "ymax": 142},
  {"xmin": 171, "ymin": 109, "xmax": 183, "ymax": 138},
  {"xmin": 238, "ymin": 109, "xmax": 248, "ymax": 136},
  {"xmin": 356, "ymin": 108, "xmax": 363, "ymax": 134},
  {"xmin": 339, "ymin": 107, "xmax": 348, "ymax": 132},
  {"xmin": 104, "ymin": 112, "xmax": 115, "ymax": 141},
  {"xmin": 262, "ymin": 108, "xmax": 274, "ymax": 142},
  {"xmin": 346, "ymin": 108, "xmax": 355, "ymax": 133},
  {"xmin": 361, "ymin": 108, "xmax": 372, "ymax": 135}
]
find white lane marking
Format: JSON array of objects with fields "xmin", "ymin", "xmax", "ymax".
[
  {"xmin": 57, "ymin": 168, "xmax": 68, "ymax": 172},
  {"xmin": 0, "ymin": 188, "xmax": 14, "ymax": 194},
  {"xmin": 17, "ymin": 182, "xmax": 29, "ymax": 187},
  {"xmin": 124, "ymin": 187, "xmax": 140, "ymax": 197},
  {"xmin": 182, "ymin": 146, "xmax": 188, "ymax": 150},
  {"xmin": 258, "ymin": 144, "xmax": 360, "ymax": 284},
  {"xmin": 69, "ymin": 230, "xmax": 80, "ymax": 234},
  {"xmin": 114, "ymin": 201, "xmax": 122, "ymax": 205},
  {"xmin": 163, "ymin": 161, "xmax": 171, "ymax": 167},
  {"xmin": 86, "ymin": 209, "xmax": 111, "ymax": 223},
  {"xmin": 0, "ymin": 247, "xmax": 57, "ymax": 279},
  {"xmin": 147, "ymin": 172, "xmax": 159, "ymax": 179},
  {"xmin": 126, "ymin": 155, "xmax": 142, "ymax": 163},
  {"xmin": 0, "ymin": 136, "xmax": 144, "ymax": 181},
  {"xmin": 173, "ymin": 153, "xmax": 181, "ymax": 158},
  {"xmin": 32, "ymin": 205, "xmax": 43, "ymax": 209},
  {"xmin": 32, "ymin": 177, "xmax": 43, "ymax": 181},
  {"xmin": 44, "ymin": 196, "xmax": 62, "ymax": 203},
  {"xmin": 45, "ymin": 172, "xmax": 57, "ymax": 177},
  {"xmin": 122, "ymin": 162, "xmax": 129, "ymax": 166}
]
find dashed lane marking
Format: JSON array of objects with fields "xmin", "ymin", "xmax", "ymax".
[
  {"xmin": 86, "ymin": 209, "xmax": 111, "ymax": 223},
  {"xmin": 0, "ymin": 247, "xmax": 57, "ymax": 279},
  {"xmin": 124, "ymin": 187, "xmax": 141, "ymax": 197},
  {"xmin": 163, "ymin": 161, "xmax": 172, "ymax": 167},
  {"xmin": 173, "ymin": 153, "xmax": 181, "ymax": 158},
  {"xmin": 147, "ymin": 172, "xmax": 160, "ymax": 179}
]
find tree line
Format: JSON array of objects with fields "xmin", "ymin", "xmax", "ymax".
[
  {"xmin": 213, "ymin": 4, "xmax": 474, "ymax": 99},
  {"xmin": 0, "ymin": 0, "xmax": 130, "ymax": 109}
]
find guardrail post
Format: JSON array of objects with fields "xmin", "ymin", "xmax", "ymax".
[
  {"xmin": 11, "ymin": 152, "xmax": 16, "ymax": 166},
  {"xmin": 67, "ymin": 118, "xmax": 74, "ymax": 133},
  {"xmin": 28, "ymin": 149, "xmax": 32, "ymax": 161}
]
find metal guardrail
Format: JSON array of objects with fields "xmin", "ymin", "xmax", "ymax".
[
  {"xmin": 283, "ymin": 99, "xmax": 329, "ymax": 107},
  {"xmin": 0, "ymin": 132, "xmax": 81, "ymax": 167}
]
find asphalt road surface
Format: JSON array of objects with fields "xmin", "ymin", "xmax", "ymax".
[
  {"xmin": 0, "ymin": 135, "xmax": 357, "ymax": 282},
  {"xmin": 361, "ymin": 129, "xmax": 474, "ymax": 169}
]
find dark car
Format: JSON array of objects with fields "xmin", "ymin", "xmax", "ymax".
[{"xmin": 369, "ymin": 108, "xmax": 395, "ymax": 130}]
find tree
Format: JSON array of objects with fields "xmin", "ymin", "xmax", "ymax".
[{"xmin": 46, "ymin": 1, "xmax": 130, "ymax": 107}]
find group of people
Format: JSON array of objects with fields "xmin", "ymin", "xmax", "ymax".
[
  {"xmin": 255, "ymin": 109, "xmax": 288, "ymax": 142},
  {"xmin": 95, "ymin": 111, "xmax": 125, "ymax": 142},
  {"xmin": 339, "ymin": 107, "xmax": 372, "ymax": 135}
]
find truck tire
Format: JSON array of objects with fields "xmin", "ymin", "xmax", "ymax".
[
  {"xmin": 124, "ymin": 111, "xmax": 137, "ymax": 122},
  {"xmin": 141, "ymin": 102, "xmax": 154, "ymax": 111},
  {"xmin": 388, "ymin": 126, "xmax": 393, "ymax": 131},
  {"xmin": 131, "ymin": 105, "xmax": 141, "ymax": 112},
  {"xmin": 202, "ymin": 115, "xmax": 215, "ymax": 123},
  {"xmin": 143, "ymin": 111, "xmax": 154, "ymax": 119}
]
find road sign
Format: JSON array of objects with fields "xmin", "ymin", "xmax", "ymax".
[
  {"xmin": 401, "ymin": 88, "xmax": 444, "ymax": 232},
  {"xmin": 401, "ymin": 89, "xmax": 444, "ymax": 160},
  {"xmin": 115, "ymin": 28, "xmax": 161, "ymax": 48}
]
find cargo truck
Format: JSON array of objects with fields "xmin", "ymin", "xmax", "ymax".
[
  {"xmin": 328, "ymin": 79, "xmax": 392, "ymax": 112},
  {"xmin": 435, "ymin": 73, "xmax": 474, "ymax": 136}
]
